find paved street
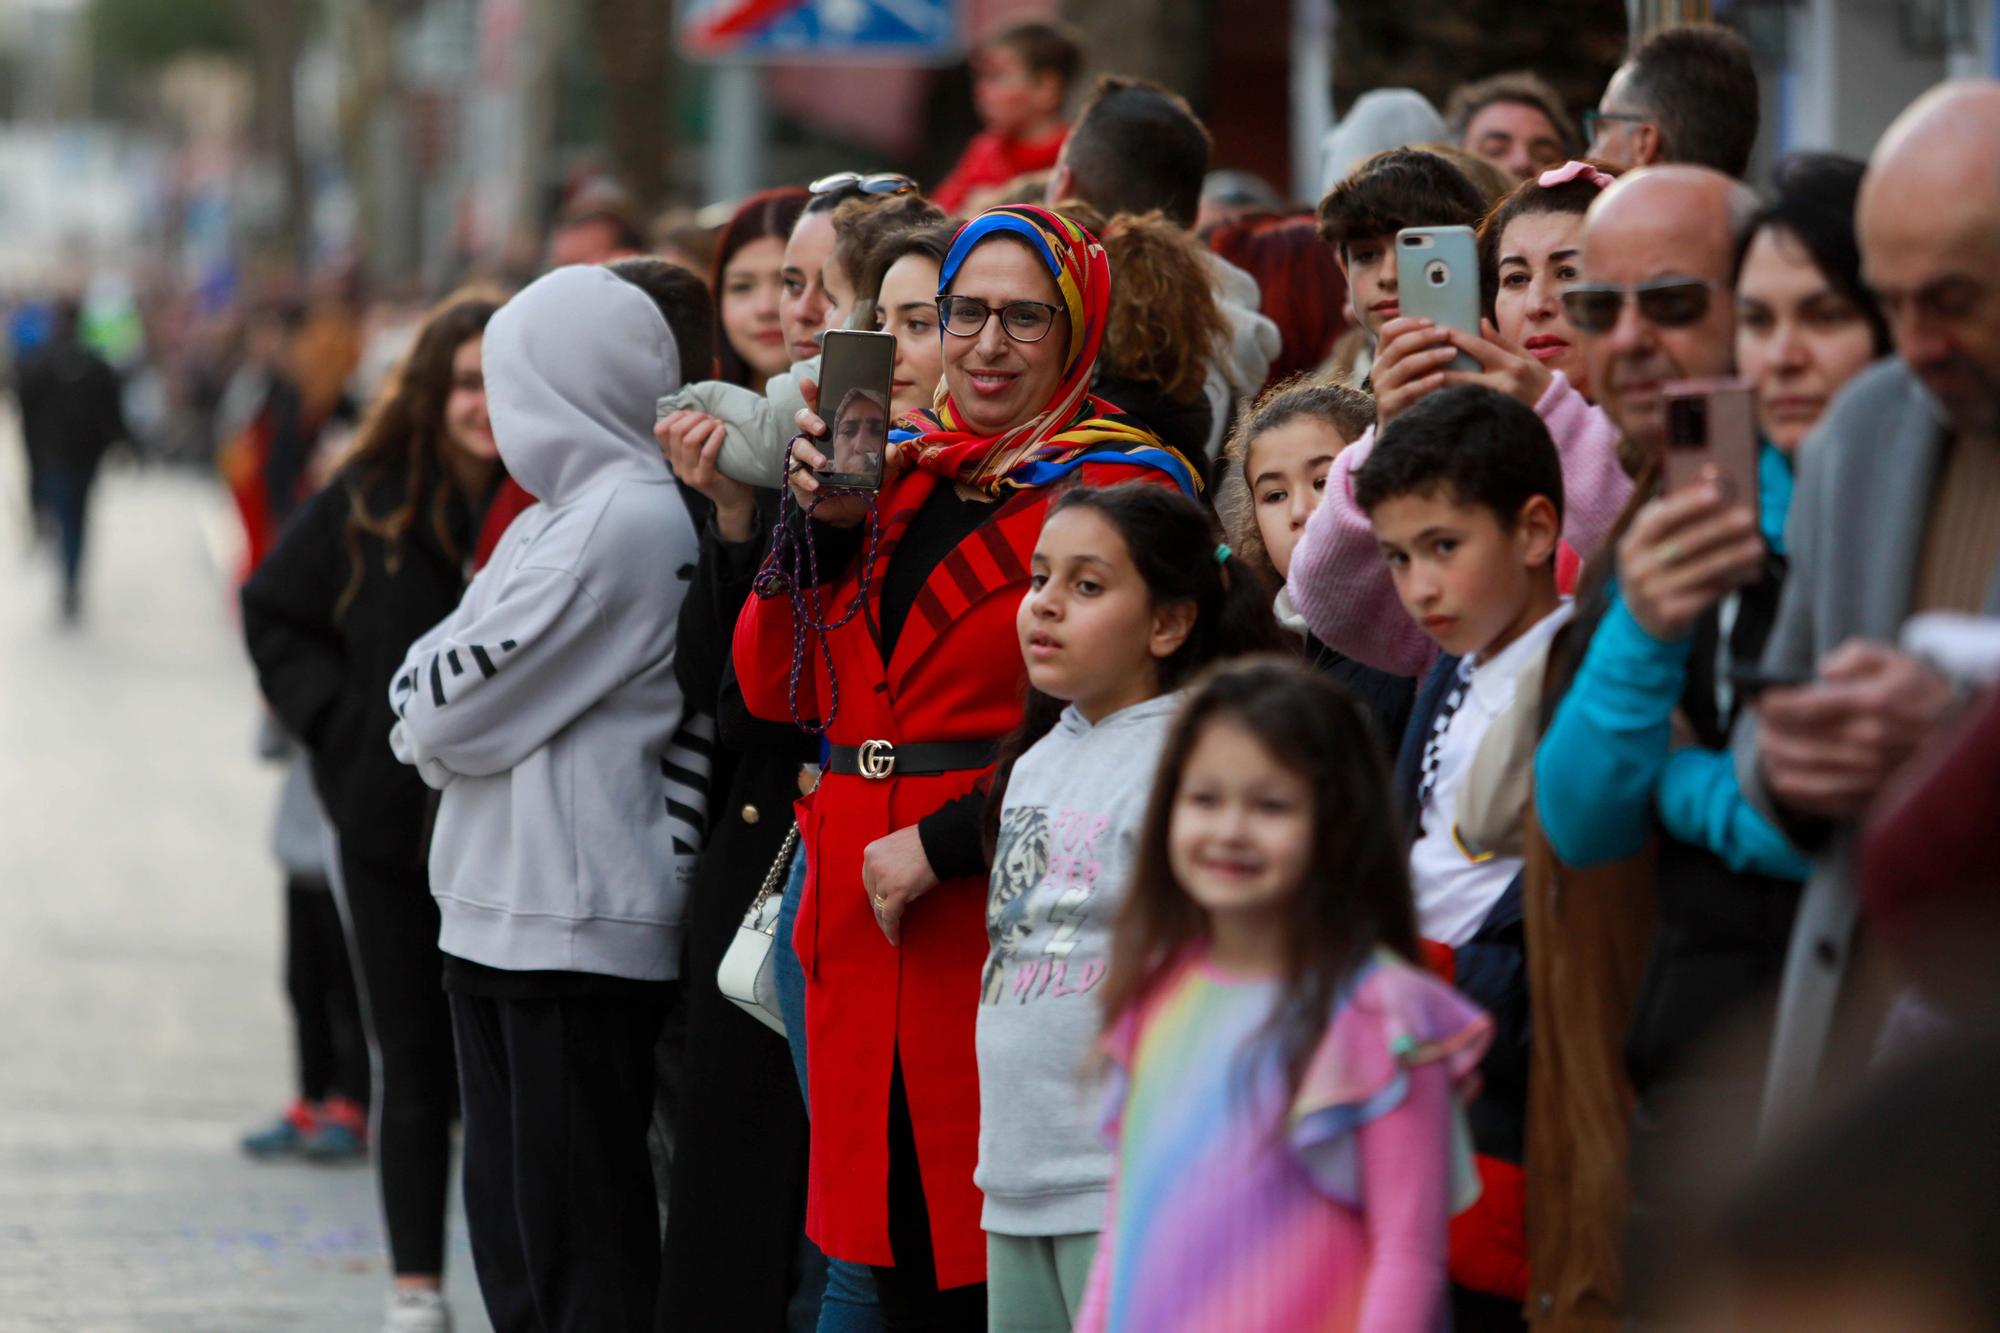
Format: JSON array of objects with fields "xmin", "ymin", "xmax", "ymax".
[{"xmin": 0, "ymin": 441, "xmax": 488, "ymax": 1331}]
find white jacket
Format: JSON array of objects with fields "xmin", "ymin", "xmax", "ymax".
[{"xmin": 389, "ymin": 265, "xmax": 701, "ymax": 980}]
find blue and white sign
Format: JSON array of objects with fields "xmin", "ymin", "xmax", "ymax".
[{"xmin": 679, "ymin": 0, "xmax": 963, "ymax": 62}]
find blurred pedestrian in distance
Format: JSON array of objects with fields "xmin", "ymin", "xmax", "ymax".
[
  {"xmin": 546, "ymin": 182, "xmax": 647, "ymax": 267},
  {"xmin": 16, "ymin": 297, "xmax": 127, "ymax": 622},
  {"xmin": 1742, "ymin": 79, "xmax": 2000, "ymax": 1134},
  {"xmin": 1206, "ymin": 214, "xmax": 1351, "ymax": 396},
  {"xmin": 648, "ymin": 205, "xmax": 722, "ymax": 280},
  {"xmin": 1048, "ymin": 76, "xmax": 1280, "ymax": 461},
  {"xmin": 1195, "ymin": 169, "xmax": 1286, "ymax": 233},
  {"xmin": 1318, "ymin": 87, "xmax": 1448, "ymax": 195},
  {"xmin": 242, "ymin": 289, "xmax": 505, "ymax": 1333},
  {"xmin": 1587, "ymin": 24, "xmax": 1759, "ymax": 178},
  {"xmin": 1446, "ymin": 71, "xmax": 1577, "ymax": 184},
  {"xmin": 710, "ymin": 187, "xmax": 810, "ymax": 393},
  {"xmin": 933, "ymin": 21, "xmax": 1081, "ymax": 217},
  {"xmin": 1425, "ymin": 141, "xmax": 1518, "ymax": 207}
]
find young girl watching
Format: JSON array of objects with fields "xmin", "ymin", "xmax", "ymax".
[
  {"xmin": 1073, "ymin": 658, "xmax": 1492, "ymax": 1333},
  {"xmin": 977, "ymin": 482, "xmax": 1283, "ymax": 1333},
  {"xmin": 1217, "ymin": 376, "xmax": 1414, "ymax": 741}
]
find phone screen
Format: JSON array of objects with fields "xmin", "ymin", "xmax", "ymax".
[{"xmin": 815, "ymin": 330, "xmax": 897, "ymax": 490}]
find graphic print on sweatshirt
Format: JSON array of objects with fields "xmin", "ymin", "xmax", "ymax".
[
  {"xmin": 982, "ymin": 803, "xmax": 1112, "ymax": 1005},
  {"xmin": 391, "ymin": 637, "xmax": 520, "ymax": 715}
]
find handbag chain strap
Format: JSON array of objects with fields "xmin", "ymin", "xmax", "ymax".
[{"xmin": 749, "ymin": 822, "xmax": 802, "ymax": 916}]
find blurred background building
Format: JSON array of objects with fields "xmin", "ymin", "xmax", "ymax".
[{"xmin": 0, "ymin": 0, "xmax": 1990, "ymax": 421}]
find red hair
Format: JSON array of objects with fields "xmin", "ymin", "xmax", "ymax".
[{"xmin": 1206, "ymin": 215, "xmax": 1351, "ymax": 396}]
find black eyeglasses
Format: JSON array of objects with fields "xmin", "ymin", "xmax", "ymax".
[
  {"xmin": 808, "ymin": 172, "xmax": 918, "ymax": 198},
  {"xmin": 936, "ymin": 296, "xmax": 1063, "ymax": 343},
  {"xmin": 1582, "ymin": 110, "xmax": 1649, "ymax": 143},
  {"xmin": 1561, "ymin": 278, "xmax": 1722, "ymax": 334}
]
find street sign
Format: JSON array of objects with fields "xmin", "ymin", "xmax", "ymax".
[{"xmin": 678, "ymin": 0, "xmax": 963, "ymax": 62}]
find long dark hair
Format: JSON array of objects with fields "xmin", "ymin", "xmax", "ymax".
[
  {"xmin": 983, "ymin": 481, "xmax": 1287, "ymax": 857},
  {"xmin": 1098, "ymin": 657, "xmax": 1419, "ymax": 1102},
  {"xmin": 1734, "ymin": 153, "xmax": 1890, "ymax": 357},
  {"xmin": 334, "ymin": 289, "xmax": 502, "ymax": 621},
  {"xmin": 711, "ymin": 187, "xmax": 808, "ymax": 387}
]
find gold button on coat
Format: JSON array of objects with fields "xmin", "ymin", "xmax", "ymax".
[{"xmin": 741, "ymin": 804, "xmax": 761, "ymax": 825}]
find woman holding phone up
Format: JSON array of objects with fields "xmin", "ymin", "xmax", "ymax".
[{"xmin": 734, "ymin": 206, "xmax": 1199, "ymax": 1329}]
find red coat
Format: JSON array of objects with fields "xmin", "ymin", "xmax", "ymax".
[{"xmin": 734, "ymin": 462, "xmax": 1169, "ymax": 1287}]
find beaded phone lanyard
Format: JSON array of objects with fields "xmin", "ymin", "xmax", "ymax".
[{"xmin": 750, "ymin": 436, "xmax": 883, "ymax": 735}]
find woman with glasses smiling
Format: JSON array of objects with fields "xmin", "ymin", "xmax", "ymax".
[{"xmin": 735, "ymin": 205, "xmax": 1200, "ymax": 1330}]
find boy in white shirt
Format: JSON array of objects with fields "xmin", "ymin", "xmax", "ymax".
[{"xmin": 1356, "ymin": 382, "xmax": 1570, "ymax": 1322}]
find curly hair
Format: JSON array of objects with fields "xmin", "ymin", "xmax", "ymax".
[
  {"xmin": 1097, "ymin": 211, "xmax": 1228, "ymax": 405},
  {"xmin": 334, "ymin": 288, "xmax": 504, "ymax": 621}
]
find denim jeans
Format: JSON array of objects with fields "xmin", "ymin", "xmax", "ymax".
[{"xmin": 774, "ymin": 842, "xmax": 886, "ymax": 1333}]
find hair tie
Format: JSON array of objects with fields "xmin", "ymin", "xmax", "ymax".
[
  {"xmin": 1537, "ymin": 160, "xmax": 1616, "ymax": 191},
  {"xmin": 1214, "ymin": 544, "xmax": 1231, "ymax": 564}
]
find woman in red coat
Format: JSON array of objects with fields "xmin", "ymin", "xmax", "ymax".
[{"xmin": 735, "ymin": 205, "xmax": 1198, "ymax": 1328}]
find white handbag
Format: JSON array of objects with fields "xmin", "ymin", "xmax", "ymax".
[{"xmin": 716, "ymin": 822, "xmax": 799, "ymax": 1036}]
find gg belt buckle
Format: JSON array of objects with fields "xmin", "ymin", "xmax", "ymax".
[{"xmin": 858, "ymin": 739, "xmax": 896, "ymax": 780}]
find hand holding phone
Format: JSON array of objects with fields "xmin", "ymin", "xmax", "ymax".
[{"xmin": 812, "ymin": 329, "xmax": 897, "ymax": 491}]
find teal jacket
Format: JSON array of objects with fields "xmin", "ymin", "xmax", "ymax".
[{"xmin": 1534, "ymin": 444, "xmax": 1809, "ymax": 879}]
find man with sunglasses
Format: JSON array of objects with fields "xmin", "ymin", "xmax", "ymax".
[
  {"xmin": 1569, "ymin": 165, "xmax": 1752, "ymax": 474},
  {"xmin": 1738, "ymin": 81, "xmax": 2000, "ymax": 1132}
]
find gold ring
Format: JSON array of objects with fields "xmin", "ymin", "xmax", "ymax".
[
  {"xmin": 1659, "ymin": 541, "xmax": 1681, "ymax": 568},
  {"xmin": 873, "ymin": 893, "xmax": 887, "ymax": 911}
]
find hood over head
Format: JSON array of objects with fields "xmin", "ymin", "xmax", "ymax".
[{"xmin": 482, "ymin": 264, "xmax": 682, "ymax": 505}]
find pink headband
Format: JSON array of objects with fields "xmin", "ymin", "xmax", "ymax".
[{"xmin": 1538, "ymin": 160, "xmax": 1616, "ymax": 190}]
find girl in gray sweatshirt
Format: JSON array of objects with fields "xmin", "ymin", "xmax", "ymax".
[{"xmin": 976, "ymin": 483, "xmax": 1285, "ymax": 1331}]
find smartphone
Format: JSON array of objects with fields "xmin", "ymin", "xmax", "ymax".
[
  {"xmin": 1728, "ymin": 663, "xmax": 1811, "ymax": 700},
  {"xmin": 1396, "ymin": 225, "xmax": 1481, "ymax": 373},
  {"xmin": 814, "ymin": 329, "xmax": 897, "ymax": 490},
  {"xmin": 1662, "ymin": 377, "xmax": 1758, "ymax": 510}
]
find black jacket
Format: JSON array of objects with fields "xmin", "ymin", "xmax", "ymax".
[
  {"xmin": 1624, "ymin": 560, "xmax": 1802, "ymax": 1095},
  {"xmin": 241, "ymin": 466, "xmax": 483, "ymax": 871},
  {"xmin": 17, "ymin": 340, "xmax": 124, "ymax": 473},
  {"xmin": 1395, "ymin": 653, "xmax": 1528, "ymax": 1165},
  {"xmin": 659, "ymin": 488, "xmax": 816, "ymax": 1332}
]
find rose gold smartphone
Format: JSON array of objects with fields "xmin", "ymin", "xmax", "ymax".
[{"xmin": 1662, "ymin": 377, "xmax": 1758, "ymax": 509}]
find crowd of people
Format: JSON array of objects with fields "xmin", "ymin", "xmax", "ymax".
[{"xmin": 184, "ymin": 15, "xmax": 2000, "ymax": 1333}]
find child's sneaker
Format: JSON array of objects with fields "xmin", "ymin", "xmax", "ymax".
[
  {"xmin": 301, "ymin": 1095, "xmax": 369, "ymax": 1164},
  {"xmin": 239, "ymin": 1099, "xmax": 317, "ymax": 1159},
  {"xmin": 382, "ymin": 1287, "xmax": 451, "ymax": 1333}
]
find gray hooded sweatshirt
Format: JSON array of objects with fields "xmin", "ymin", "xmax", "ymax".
[
  {"xmin": 975, "ymin": 692, "xmax": 1181, "ymax": 1235},
  {"xmin": 388, "ymin": 264, "xmax": 700, "ymax": 981}
]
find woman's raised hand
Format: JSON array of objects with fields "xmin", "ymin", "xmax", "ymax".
[
  {"xmin": 1372, "ymin": 317, "xmax": 1461, "ymax": 428},
  {"xmin": 1437, "ymin": 319, "xmax": 1556, "ymax": 410},
  {"xmin": 656, "ymin": 408, "xmax": 755, "ymax": 542},
  {"xmin": 787, "ymin": 377, "xmax": 900, "ymax": 528}
]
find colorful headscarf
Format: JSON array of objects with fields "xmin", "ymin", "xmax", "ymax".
[{"xmin": 893, "ymin": 205, "xmax": 1201, "ymax": 498}]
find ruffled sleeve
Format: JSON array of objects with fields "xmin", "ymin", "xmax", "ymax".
[{"xmin": 1288, "ymin": 952, "xmax": 1492, "ymax": 1215}]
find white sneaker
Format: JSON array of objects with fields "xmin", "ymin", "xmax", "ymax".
[{"xmin": 383, "ymin": 1287, "xmax": 452, "ymax": 1333}]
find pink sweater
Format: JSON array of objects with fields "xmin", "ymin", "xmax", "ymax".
[{"xmin": 1286, "ymin": 372, "xmax": 1632, "ymax": 676}]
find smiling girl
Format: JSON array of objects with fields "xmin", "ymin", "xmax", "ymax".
[{"xmin": 1073, "ymin": 658, "xmax": 1491, "ymax": 1333}]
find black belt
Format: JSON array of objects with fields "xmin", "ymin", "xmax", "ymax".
[{"xmin": 826, "ymin": 739, "xmax": 997, "ymax": 780}]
